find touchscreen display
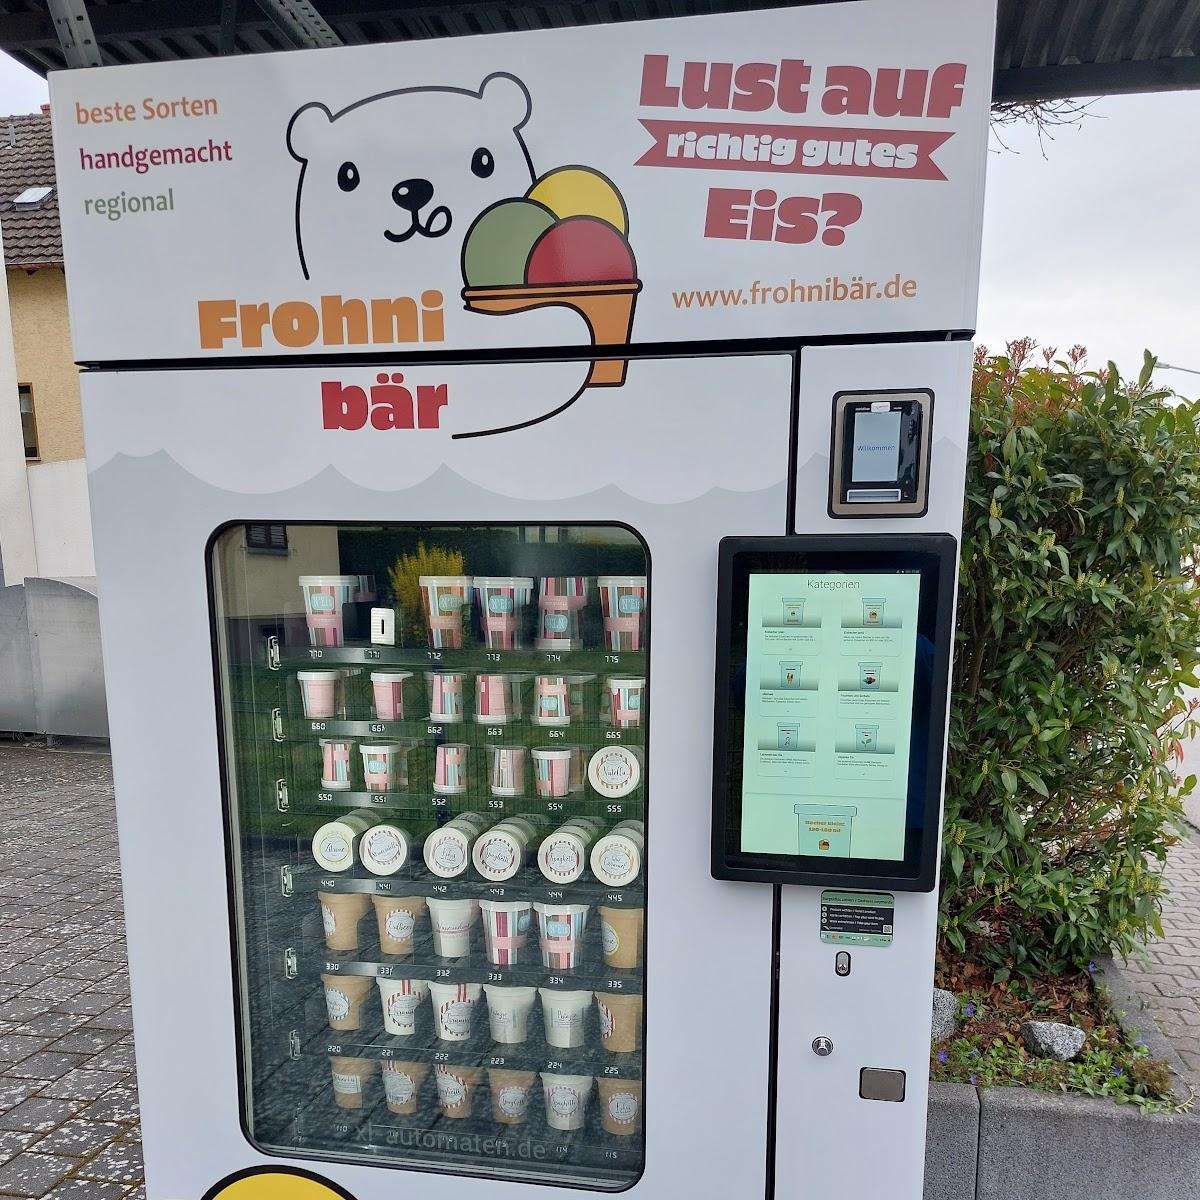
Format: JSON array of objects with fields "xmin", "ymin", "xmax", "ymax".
[
  {"xmin": 739, "ymin": 570, "xmax": 922, "ymax": 862},
  {"xmin": 850, "ymin": 409, "xmax": 902, "ymax": 482}
]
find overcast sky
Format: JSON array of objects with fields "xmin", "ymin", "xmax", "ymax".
[{"xmin": 1, "ymin": 55, "xmax": 1195, "ymax": 387}]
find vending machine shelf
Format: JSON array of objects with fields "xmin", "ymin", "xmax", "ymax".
[
  {"xmin": 285, "ymin": 646, "xmax": 646, "ymax": 673},
  {"xmin": 309, "ymin": 871, "xmax": 645, "ymax": 908}
]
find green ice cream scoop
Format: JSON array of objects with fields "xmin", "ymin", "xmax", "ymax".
[{"xmin": 462, "ymin": 198, "xmax": 556, "ymax": 288}]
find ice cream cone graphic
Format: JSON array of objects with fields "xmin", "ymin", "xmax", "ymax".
[{"xmin": 462, "ymin": 167, "xmax": 640, "ymax": 387}]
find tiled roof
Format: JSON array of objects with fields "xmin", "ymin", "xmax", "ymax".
[{"xmin": 0, "ymin": 110, "xmax": 61, "ymax": 266}]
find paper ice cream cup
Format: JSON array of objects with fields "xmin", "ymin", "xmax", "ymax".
[
  {"xmin": 536, "ymin": 576, "xmax": 588, "ymax": 650},
  {"xmin": 430, "ymin": 981, "xmax": 483, "ymax": 1042},
  {"xmin": 483, "ymin": 984, "xmax": 537, "ymax": 1044},
  {"xmin": 475, "ymin": 673, "xmax": 527, "ymax": 724},
  {"xmin": 321, "ymin": 973, "xmax": 374, "ymax": 1031},
  {"xmin": 329, "ymin": 1055, "xmax": 376, "ymax": 1110},
  {"xmin": 489, "ymin": 1067, "xmax": 537, "ymax": 1125},
  {"xmin": 311, "ymin": 811, "xmax": 374, "ymax": 871},
  {"xmin": 539, "ymin": 988, "xmax": 593, "ymax": 1050},
  {"xmin": 318, "ymin": 739, "xmax": 355, "ymax": 791},
  {"xmin": 589, "ymin": 829, "xmax": 644, "ymax": 888},
  {"xmin": 359, "ymin": 822, "xmax": 416, "ymax": 877},
  {"xmin": 598, "ymin": 576, "xmax": 647, "ymax": 652},
  {"xmin": 419, "ymin": 575, "xmax": 472, "ymax": 650},
  {"xmin": 426, "ymin": 896, "xmax": 480, "ymax": 957},
  {"xmin": 541, "ymin": 1071, "xmax": 593, "ymax": 1131},
  {"xmin": 426, "ymin": 671, "xmax": 466, "ymax": 723},
  {"xmin": 377, "ymin": 976, "xmax": 431, "ymax": 1037},
  {"xmin": 359, "ymin": 742, "xmax": 411, "ymax": 793},
  {"xmin": 597, "ymin": 1077, "xmax": 643, "ymax": 1136},
  {"xmin": 473, "ymin": 576, "xmax": 534, "ymax": 651},
  {"xmin": 538, "ymin": 824, "xmax": 597, "ymax": 884},
  {"xmin": 534, "ymin": 903, "xmax": 589, "ymax": 970},
  {"xmin": 300, "ymin": 575, "xmax": 358, "ymax": 648},
  {"xmin": 479, "ymin": 899, "xmax": 533, "ymax": 964},
  {"xmin": 567, "ymin": 744, "xmax": 589, "ymax": 794},
  {"xmin": 596, "ymin": 991, "xmax": 642, "ymax": 1054},
  {"xmin": 298, "ymin": 670, "xmax": 342, "ymax": 719},
  {"xmin": 424, "ymin": 813, "xmax": 487, "ymax": 878},
  {"xmin": 598, "ymin": 906, "xmax": 644, "ymax": 970},
  {"xmin": 372, "ymin": 894, "xmax": 427, "ymax": 955},
  {"xmin": 532, "ymin": 748, "xmax": 573, "ymax": 798},
  {"xmin": 370, "ymin": 671, "xmax": 412, "ymax": 721},
  {"xmin": 568, "ymin": 674, "xmax": 595, "ymax": 722},
  {"xmin": 318, "ymin": 891, "xmax": 370, "ymax": 953},
  {"xmin": 473, "ymin": 824, "xmax": 531, "ymax": 884},
  {"xmin": 383, "ymin": 1059, "xmax": 429, "ymax": 1115},
  {"xmin": 606, "ymin": 677, "xmax": 645, "ymax": 729},
  {"xmin": 533, "ymin": 674, "xmax": 572, "ymax": 726},
  {"xmin": 433, "ymin": 743, "xmax": 469, "ymax": 795},
  {"xmin": 435, "ymin": 1063, "xmax": 481, "ymax": 1118},
  {"xmin": 487, "ymin": 745, "xmax": 527, "ymax": 797}
]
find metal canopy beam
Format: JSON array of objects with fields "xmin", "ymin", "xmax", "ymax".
[
  {"xmin": 995, "ymin": 52, "xmax": 1200, "ymax": 100},
  {"xmin": 46, "ymin": 0, "xmax": 102, "ymax": 67},
  {"xmin": 255, "ymin": 0, "xmax": 342, "ymax": 48}
]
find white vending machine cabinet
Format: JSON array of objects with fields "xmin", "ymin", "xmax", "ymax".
[{"xmin": 49, "ymin": 3, "xmax": 996, "ymax": 1197}]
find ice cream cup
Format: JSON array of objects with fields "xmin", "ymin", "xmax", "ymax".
[
  {"xmin": 372, "ymin": 894, "xmax": 427, "ymax": 955},
  {"xmin": 473, "ymin": 824, "xmax": 532, "ymax": 884},
  {"xmin": 606, "ymin": 677, "xmax": 645, "ymax": 729},
  {"xmin": 568, "ymin": 673, "xmax": 595, "ymax": 721},
  {"xmin": 319, "ymin": 738, "xmax": 354, "ymax": 791},
  {"xmin": 532, "ymin": 748, "xmax": 573, "ymax": 798},
  {"xmin": 329, "ymin": 1055, "xmax": 376, "ymax": 1110},
  {"xmin": 352, "ymin": 574, "xmax": 376, "ymax": 603},
  {"xmin": 435, "ymin": 1063, "xmax": 481, "ymax": 1119},
  {"xmin": 488, "ymin": 745, "xmax": 527, "ymax": 797},
  {"xmin": 567, "ymin": 744, "xmax": 589, "ymax": 794},
  {"xmin": 427, "ymin": 671, "xmax": 466, "ymax": 723},
  {"xmin": 536, "ymin": 576, "xmax": 588, "ymax": 650},
  {"xmin": 370, "ymin": 671, "xmax": 412, "ymax": 721},
  {"xmin": 426, "ymin": 896, "xmax": 480, "ymax": 957},
  {"xmin": 538, "ymin": 823, "xmax": 598, "ymax": 884},
  {"xmin": 433, "ymin": 743, "xmax": 469, "ymax": 796},
  {"xmin": 377, "ymin": 977, "xmax": 431, "ymax": 1037},
  {"xmin": 311, "ymin": 810, "xmax": 375, "ymax": 872},
  {"xmin": 300, "ymin": 575, "xmax": 358, "ymax": 648},
  {"xmin": 598, "ymin": 576, "xmax": 647, "ymax": 652},
  {"xmin": 298, "ymin": 670, "xmax": 342, "ymax": 719},
  {"xmin": 318, "ymin": 890, "xmax": 371, "ymax": 953},
  {"xmin": 473, "ymin": 577, "xmax": 534, "ymax": 651},
  {"xmin": 539, "ymin": 988, "xmax": 593, "ymax": 1049},
  {"xmin": 596, "ymin": 1077, "xmax": 643, "ymax": 1136},
  {"xmin": 419, "ymin": 575, "xmax": 473, "ymax": 650},
  {"xmin": 534, "ymin": 903, "xmax": 589, "ymax": 969},
  {"xmin": 424, "ymin": 813, "xmax": 488, "ymax": 879},
  {"xmin": 483, "ymin": 984, "xmax": 538, "ymax": 1044},
  {"xmin": 479, "ymin": 899, "xmax": 533, "ymax": 964},
  {"xmin": 598, "ymin": 906, "xmax": 644, "ymax": 970},
  {"xmin": 321, "ymin": 972, "xmax": 374, "ymax": 1031},
  {"xmin": 359, "ymin": 742, "xmax": 412, "ymax": 793},
  {"xmin": 532, "ymin": 675, "xmax": 572, "ymax": 726},
  {"xmin": 359, "ymin": 822, "xmax": 416, "ymax": 877},
  {"xmin": 596, "ymin": 991, "xmax": 642, "ymax": 1054},
  {"xmin": 589, "ymin": 828, "xmax": 644, "ymax": 888},
  {"xmin": 475, "ymin": 673, "xmax": 527, "ymax": 724},
  {"xmin": 429, "ymin": 981, "xmax": 483, "ymax": 1042},
  {"xmin": 541, "ymin": 1071, "xmax": 593, "ymax": 1131},
  {"xmin": 382, "ymin": 1059, "xmax": 429, "ymax": 1115},
  {"xmin": 488, "ymin": 1067, "xmax": 537, "ymax": 1125}
]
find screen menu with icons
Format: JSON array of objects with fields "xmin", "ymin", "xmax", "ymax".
[{"xmin": 738, "ymin": 571, "xmax": 922, "ymax": 862}]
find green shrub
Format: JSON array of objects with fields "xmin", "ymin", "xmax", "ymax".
[{"xmin": 941, "ymin": 340, "xmax": 1200, "ymax": 978}]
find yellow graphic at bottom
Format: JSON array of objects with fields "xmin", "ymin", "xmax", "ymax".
[{"xmin": 203, "ymin": 1167, "xmax": 356, "ymax": 1200}]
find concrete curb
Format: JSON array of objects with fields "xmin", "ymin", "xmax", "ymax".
[{"xmin": 1097, "ymin": 956, "xmax": 1193, "ymax": 1094}]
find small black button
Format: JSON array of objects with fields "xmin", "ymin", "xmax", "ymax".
[{"xmin": 835, "ymin": 951, "xmax": 851, "ymax": 977}]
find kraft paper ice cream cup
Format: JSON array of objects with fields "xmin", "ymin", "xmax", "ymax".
[
  {"xmin": 539, "ymin": 989, "xmax": 593, "ymax": 1049},
  {"xmin": 538, "ymin": 823, "xmax": 598, "ymax": 884},
  {"xmin": 329, "ymin": 1055, "xmax": 376, "ymax": 1111},
  {"xmin": 589, "ymin": 828, "xmax": 644, "ymax": 888},
  {"xmin": 488, "ymin": 744, "xmax": 527, "ymax": 797},
  {"xmin": 359, "ymin": 822, "xmax": 416, "ymax": 877},
  {"xmin": 479, "ymin": 899, "xmax": 533, "ymax": 964},
  {"xmin": 372, "ymin": 894, "xmax": 427, "ymax": 955},
  {"xmin": 533, "ymin": 903, "xmax": 589, "ymax": 970},
  {"xmin": 311, "ymin": 811, "xmax": 375, "ymax": 871},
  {"xmin": 433, "ymin": 743, "xmax": 469, "ymax": 795},
  {"xmin": 597, "ymin": 1077, "xmax": 643, "ymax": 1136},
  {"xmin": 536, "ymin": 576, "xmax": 588, "ymax": 650},
  {"xmin": 489, "ymin": 1067, "xmax": 537, "ymax": 1125},
  {"xmin": 377, "ymin": 977, "xmax": 431, "ymax": 1037},
  {"xmin": 435, "ymin": 1063, "xmax": 481, "ymax": 1119},
  {"xmin": 319, "ymin": 738, "xmax": 354, "ymax": 791},
  {"xmin": 298, "ymin": 670, "xmax": 342, "ymax": 719},
  {"xmin": 359, "ymin": 742, "xmax": 411, "ymax": 793},
  {"xmin": 318, "ymin": 890, "xmax": 370, "ymax": 953},
  {"xmin": 424, "ymin": 813, "xmax": 488, "ymax": 879},
  {"xmin": 598, "ymin": 576, "xmax": 647, "ymax": 652},
  {"xmin": 383, "ymin": 1059, "xmax": 429, "ymax": 1116},
  {"xmin": 419, "ymin": 575, "xmax": 472, "ymax": 650},
  {"xmin": 533, "ymin": 675, "xmax": 572, "ymax": 726},
  {"xmin": 475, "ymin": 673, "xmax": 527, "ymax": 724},
  {"xmin": 606, "ymin": 677, "xmax": 645, "ymax": 729},
  {"xmin": 427, "ymin": 671, "xmax": 466, "ymax": 723},
  {"xmin": 483, "ymin": 984, "xmax": 537, "ymax": 1044},
  {"xmin": 541, "ymin": 1072, "xmax": 593, "ymax": 1131},
  {"xmin": 426, "ymin": 896, "xmax": 480, "ymax": 957},
  {"xmin": 321, "ymin": 973, "xmax": 374, "ymax": 1031},
  {"xmin": 532, "ymin": 748, "xmax": 573, "ymax": 798},
  {"xmin": 599, "ymin": 906, "xmax": 644, "ymax": 970},
  {"xmin": 597, "ymin": 991, "xmax": 642, "ymax": 1054},
  {"xmin": 473, "ymin": 577, "xmax": 534, "ymax": 651},
  {"xmin": 430, "ymin": 981, "xmax": 483, "ymax": 1042},
  {"xmin": 370, "ymin": 671, "xmax": 412, "ymax": 721},
  {"xmin": 300, "ymin": 575, "xmax": 358, "ymax": 648}
]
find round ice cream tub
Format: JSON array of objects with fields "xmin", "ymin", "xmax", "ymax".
[
  {"xmin": 426, "ymin": 671, "xmax": 466, "ymax": 723},
  {"xmin": 299, "ymin": 575, "xmax": 358, "ymax": 648},
  {"xmin": 483, "ymin": 983, "xmax": 537, "ymax": 1044},
  {"xmin": 489, "ymin": 1066, "xmax": 537, "ymax": 1125},
  {"xmin": 321, "ymin": 973, "xmax": 374, "ymax": 1031},
  {"xmin": 597, "ymin": 575, "xmax": 647, "ymax": 652},
  {"xmin": 472, "ymin": 576, "xmax": 534, "ymax": 651},
  {"xmin": 377, "ymin": 976, "xmax": 430, "ymax": 1037},
  {"xmin": 599, "ymin": 905, "xmax": 645, "ymax": 970},
  {"xmin": 318, "ymin": 738, "xmax": 354, "ymax": 791},
  {"xmin": 369, "ymin": 671, "xmax": 412, "ymax": 721},
  {"xmin": 426, "ymin": 896, "xmax": 480, "ymax": 957},
  {"xmin": 298, "ymin": 670, "xmax": 342, "ymax": 719},
  {"xmin": 475, "ymin": 673, "xmax": 527, "ymax": 724},
  {"xmin": 536, "ymin": 576, "xmax": 589, "ymax": 650},
  {"xmin": 539, "ymin": 988, "xmax": 593, "ymax": 1049},
  {"xmin": 318, "ymin": 891, "xmax": 370, "ymax": 953},
  {"xmin": 532, "ymin": 748, "xmax": 573, "ymax": 798},
  {"xmin": 359, "ymin": 742, "xmax": 412, "ymax": 793},
  {"xmin": 419, "ymin": 575, "xmax": 472, "ymax": 650},
  {"xmin": 533, "ymin": 902, "xmax": 589, "ymax": 970},
  {"xmin": 597, "ymin": 990, "xmax": 643, "ymax": 1054},
  {"xmin": 429, "ymin": 981, "xmax": 482, "ymax": 1042},
  {"xmin": 537, "ymin": 824, "xmax": 597, "ymax": 884},
  {"xmin": 479, "ymin": 898, "xmax": 533, "ymax": 964},
  {"xmin": 358, "ymin": 822, "xmax": 416, "ymax": 876},
  {"xmin": 382, "ymin": 1059, "xmax": 428, "ymax": 1115},
  {"xmin": 472, "ymin": 824, "xmax": 532, "ymax": 884},
  {"xmin": 434, "ymin": 1063, "xmax": 480, "ymax": 1118},
  {"xmin": 488, "ymin": 744, "xmax": 527, "ymax": 797},
  {"xmin": 372, "ymin": 894, "xmax": 426, "ymax": 955},
  {"xmin": 433, "ymin": 743, "xmax": 469, "ymax": 796},
  {"xmin": 597, "ymin": 1077, "xmax": 643, "ymax": 1136},
  {"xmin": 329, "ymin": 1055, "xmax": 376, "ymax": 1111},
  {"xmin": 541, "ymin": 1071, "xmax": 593, "ymax": 1131},
  {"xmin": 589, "ymin": 828, "xmax": 644, "ymax": 888},
  {"xmin": 606, "ymin": 676, "xmax": 645, "ymax": 729},
  {"xmin": 311, "ymin": 811, "xmax": 374, "ymax": 872}
]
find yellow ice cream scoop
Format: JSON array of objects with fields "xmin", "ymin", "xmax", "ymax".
[{"xmin": 527, "ymin": 167, "xmax": 628, "ymax": 235}]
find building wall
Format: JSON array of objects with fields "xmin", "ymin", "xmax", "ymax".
[
  {"xmin": 7, "ymin": 265, "xmax": 83, "ymax": 464},
  {"xmin": 26, "ymin": 457, "xmax": 95, "ymax": 577}
]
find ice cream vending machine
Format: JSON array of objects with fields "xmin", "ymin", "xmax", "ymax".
[{"xmin": 50, "ymin": 2, "xmax": 996, "ymax": 1197}]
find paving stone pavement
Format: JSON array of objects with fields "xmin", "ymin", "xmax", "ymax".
[{"xmin": 0, "ymin": 745, "xmax": 143, "ymax": 1199}]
